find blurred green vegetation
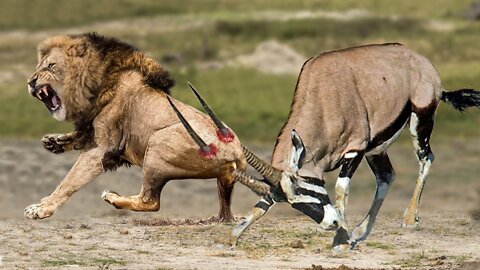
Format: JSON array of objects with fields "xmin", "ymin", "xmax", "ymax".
[
  {"xmin": 0, "ymin": 0, "xmax": 474, "ymax": 30},
  {"xmin": 0, "ymin": 0, "xmax": 479, "ymax": 143}
]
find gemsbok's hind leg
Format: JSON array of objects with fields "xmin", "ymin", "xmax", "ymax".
[
  {"xmin": 230, "ymin": 195, "xmax": 275, "ymax": 246},
  {"xmin": 349, "ymin": 152, "xmax": 395, "ymax": 248},
  {"xmin": 332, "ymin": 151, "xmax": 364, "ymax": 251},
  {"xmin": 402, "ymin": 109, "xmax": 435, "ymax": 228}
]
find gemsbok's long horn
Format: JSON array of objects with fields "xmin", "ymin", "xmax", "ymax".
[
  {"xmin": 188, "ymin": 82, "xmax": 235, "ymax": 142},
  {"xmin": 231, "ymin": 170, "xmax": 272, "ymax": 195},
  {"xmin": 187, "ymin": 82, "xmax": 283, "ymax": 185},
  {"xmin": 241, "ymin": 146, "xmax": 282, "ymax": 186},
  {"xmin": 166, "ymin": 96, "xmax": 218, "ymax": 158}
]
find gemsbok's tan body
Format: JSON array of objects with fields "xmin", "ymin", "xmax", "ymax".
[
  {"xmin": 175, "ymin": 43, "xmax": 480, "ymax": 251},
  {"xmin": 236, "ymin": 43, "xmax": 480, "ymax": 251},
  {"xmin": 272, "ymin": 43, "xmax": 440, "ymax": 173}
]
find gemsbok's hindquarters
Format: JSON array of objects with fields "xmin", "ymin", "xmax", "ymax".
[{"xmin": 177, "ymin": 43, "xmax": 480, "ymax": 252}]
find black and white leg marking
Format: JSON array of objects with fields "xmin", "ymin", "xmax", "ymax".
[
  {"xmin": 332, "ymin": 151, "xmax": 364, "ymax": 250},
  {"xmin": 231, "ymin": 195, "xmax": 275, "ymax": 246},
  {"xmin": 350, "ymin": 152, "xmax": 395, "ymax": 248},
  {"xmin": 291, "ymin": 177, "xmax": 339, "ymax": 230},
  {"xmin": 279, "ymin": 130, "xmax": 340, "ymax": 230},
  {"xmin": 334, "ymin": 151, "xmax": 364, "ymax": 228},
  {"xmin": 403, "ymin": 109, "xmax": 435, "ymax": 228}
]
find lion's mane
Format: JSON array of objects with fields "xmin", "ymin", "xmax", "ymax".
[{"xmin": 37, "ymin": 33, "xmax": 175, "ymax": 148}]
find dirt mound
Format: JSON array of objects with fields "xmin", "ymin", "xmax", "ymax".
[{"xmin": 232, "ymin": 40, "xmax": 306, "ymax": 75}]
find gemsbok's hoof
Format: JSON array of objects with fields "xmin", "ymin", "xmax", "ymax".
[
  {"xmin": 402, "ymin": 210, "xmax": 420, "ymax": 228},
  {"xmin": 228, "ymin": 235, "xmax": 239, "ymax": 249},
  {"xmin": 332, "ymin": 243, "xmax": 350, "ymax": 254},
  {"xmin": 401, "ymin": 220, "xmax": 419, "ymax": 229}
]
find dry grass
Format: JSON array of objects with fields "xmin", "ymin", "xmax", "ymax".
[{"xmin": 130, "ymin": 216, "xmax": 232, "ymax": 226}]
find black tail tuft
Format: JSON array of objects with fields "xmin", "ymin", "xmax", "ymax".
[{"xmin": 440, "ymin": 89, "xmax": 480, "ymax": 112}]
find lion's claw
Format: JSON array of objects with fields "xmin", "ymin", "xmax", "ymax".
[
  {"xmin": 24, "ymin": 203, "xmax": 54, "ymax": 219},
  {"xmin": 42, "ymin": 133, "xmax": 73, "ymax": 154}
]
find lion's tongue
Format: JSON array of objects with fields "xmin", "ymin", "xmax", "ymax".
[{"xmin": 52, "ymin": 95, "xmax": 59, "ymax": 108}]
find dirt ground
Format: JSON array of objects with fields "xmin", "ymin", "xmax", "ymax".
[{"xmin": 0, "ymin": 139, "xmax": 479, "ymax": 269}]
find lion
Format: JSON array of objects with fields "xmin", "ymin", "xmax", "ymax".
[{"xmin": 25, "ymin": 33, "xmax": 246, "ymax": 221}]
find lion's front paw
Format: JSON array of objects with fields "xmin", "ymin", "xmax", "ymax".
[
  {"xmin": 24, "ymin": 203, "xmax": 54, "ymax": 219},
  {"xmin": 42, "ymin": 133, "xmax": 73, "ymax": 154}
]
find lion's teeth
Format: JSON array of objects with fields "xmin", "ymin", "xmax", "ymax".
[
  {"xmin": 36, "ymin": 92, "xmax": 42, "ymax": 100},
  {"xmin": 42, "ymin": 86, "xmax": 48, "ymax": 97}
]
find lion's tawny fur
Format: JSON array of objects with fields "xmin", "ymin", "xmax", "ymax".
[{"xmin": 25, "ymin": 33, "xmax": 244, "ymax": 221}]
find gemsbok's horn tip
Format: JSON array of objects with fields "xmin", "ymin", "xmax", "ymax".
[
  {"xmin": 187, "ymin": 81, "xmax": 196, "ymax": 91},
  {"xmin": 186, "ymin": 81, "xmax": 235, "ymax": 143}
]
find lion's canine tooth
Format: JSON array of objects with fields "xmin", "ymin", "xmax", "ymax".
[
  {"xmin": 36, "ymin": 91, "xmax": 42, "ymax": 100},
  {"xmin": 42, "ymin": 86, "xmax": 48, "ymax": 97}
]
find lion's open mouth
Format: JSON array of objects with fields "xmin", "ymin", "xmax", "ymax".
[{"xmin": 32, "ymin": 84, "xmax": 62, "ymax": 113}]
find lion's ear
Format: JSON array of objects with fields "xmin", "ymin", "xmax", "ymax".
[{"xmin": 66, "ymin": 40, "xmax": 88, "ymax": 57}]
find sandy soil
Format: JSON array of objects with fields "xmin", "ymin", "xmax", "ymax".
[{"xmin": 0, "ymin": 140, "xmax": 479, "ymax": 269}]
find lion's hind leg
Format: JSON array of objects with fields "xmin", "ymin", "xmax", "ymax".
[
  {"xmin": 216, "ymin": 162, "xmax": 240, "ymax": 222},
  {"xmin": 42, "ymin": 132, "xmax": 75, "ymax": 154},
  {"xmin": 217, "ymin": 175, "xmax": 235, "ymax": 222},
  {"xmin": 102, "ymin": 190, "xmax": 162, "ymax": 211},
  {"xmin": 102, "ymin": 166, "xmax": 168, "ymax": 212}
]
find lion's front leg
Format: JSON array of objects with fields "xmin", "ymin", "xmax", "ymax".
[
  {"xmin": 41, "ymin": 132, "xmax": 76, "ymax": 154},
  {"xmin": 24, "ymin": 147, "xmax": 105, "ymax": 219}
]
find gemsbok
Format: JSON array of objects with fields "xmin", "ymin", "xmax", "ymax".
[{"xmin": 170, "ymin": 43, "xmax": 480, "ymax": 251}]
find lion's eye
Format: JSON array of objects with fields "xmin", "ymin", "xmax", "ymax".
[{"xmin": 47, "ymin": 63, "xmax": 56, "ymax": 69}]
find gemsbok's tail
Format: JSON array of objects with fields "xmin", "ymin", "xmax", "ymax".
[{"xmin": 440, "ymin": 89, "xmax": 480, "ymax": 112}]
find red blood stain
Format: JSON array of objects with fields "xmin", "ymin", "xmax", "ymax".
[
  {"xmin": 216, "ymin": 129, "xmax": 235, "ymax": 143},
  {"xmin": 198, "ymin": 143, "xmax": 218, "ymax": 159}
]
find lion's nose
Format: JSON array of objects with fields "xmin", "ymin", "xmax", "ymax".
[{"xmin": 28, "ymin": 77, "xmax": 37, "ymax": 88}]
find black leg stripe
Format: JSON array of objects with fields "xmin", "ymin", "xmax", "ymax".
[
  {"xmin": 303, "ymin": 176, "xmax": 325, "ymax": 186},
  {"xmin": 263, "ymin": 195, "xmax": 274, "ymax": 205},
  {"xmin": 255, "ymin": 201, "xmax": 271, "ymax": 212},
  {"xmin": 333, "ymin": 227, "xmax": 349, "ymax": 247},
  {"xmin": 339, "ymin": 154, "xmax": 363, "ymax": 178},
  {"xmin": 291, "ymin": 202, "xmax": 325, "ymax": 223}
]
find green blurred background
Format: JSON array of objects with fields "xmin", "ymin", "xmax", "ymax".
[{"xmin": 0, "ymin": 0, "xmax": 479, "ymax": 144}]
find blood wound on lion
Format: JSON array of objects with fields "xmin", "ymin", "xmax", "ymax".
[
  {"xmin": 198, "ymin": 143, "xmax": 218, "ymax": 159},
  {"xmin": 216, "ymin": 128, "xmax": 235, "ymax": 143}
]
